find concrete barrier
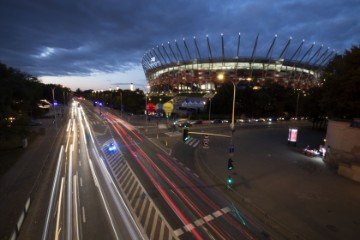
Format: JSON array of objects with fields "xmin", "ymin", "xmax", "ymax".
[
  {"xmin": 9, "ymin": 197, "xmax": 31, "ymax": 240},
  {"xmin": 338, "ymin": 163, "xmax": 360, "ymax": 183}
]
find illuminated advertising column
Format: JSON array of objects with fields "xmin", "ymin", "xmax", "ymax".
[{"xmin": 288, "ymin": 128, "xmax": 298, "ymax": 146}]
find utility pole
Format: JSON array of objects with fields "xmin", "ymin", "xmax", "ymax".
[{"xmin": 52, "ymin": 87, "xmax": 57, "ymax": 131}]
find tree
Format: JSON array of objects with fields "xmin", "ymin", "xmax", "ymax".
[{"xmin": 321, "ymin": 46, "xmax": 360, "ymax": 118}]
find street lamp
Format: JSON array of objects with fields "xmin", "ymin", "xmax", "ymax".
[
  {"xmin": 217, "ymin": 73, "xmax": 236, "ymax": 133},
  {"xmin": 52, "ymin": 87, "xmax": 57, "ymax": 131},
  {"xmin": 145, "ymin": 84, "xmax": 150, "ymax": 127},
  {"xmin": 295, "ymin": 89, "xmax": 306, "ymax": 119},
  {"xmin": 208, "ymin": 97, "xmax": 212, "ymax": 121},
  {"xmin": 217, "ymin": 73, "xmax": 237, "ymax": 187}
]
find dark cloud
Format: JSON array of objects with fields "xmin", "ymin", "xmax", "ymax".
[{"xmin": 1, "ymin": 0, "xmax": 359, "ymax": 79}]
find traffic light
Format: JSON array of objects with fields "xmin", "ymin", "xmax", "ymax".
[
  {"xmin": 227, "ymin": 158, "xmax": 233, "ymax": 170},
  {"xmin": 183, "ymin": 128, "xmax": 189, "ymax": 142},
  {"xmin": 227, "ymin": 175, "xmax": 233, "ymax": 185}
]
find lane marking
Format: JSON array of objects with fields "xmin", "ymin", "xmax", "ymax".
[
  {"xmin": 174, "ymin": 206, "xmax": 231, "ymax": 237},
  {"xmin": 192, "ymin": 141, "xmax": 200, "ymax": 148},
  {"xmin": 82, "ymin": 206, "xmax": 86, "ymax": 223}
]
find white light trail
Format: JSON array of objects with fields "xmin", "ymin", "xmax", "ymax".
[
  {"xmin": 73, "ymin": 174, "xmax": 80, "ymax": 240},
  {"xmin": 67, "ymin": 144, "xmax": 73, "ymax": 240},
  {"xmin": 42, "ymin": 145, "xmax": 64, "ymax": 240},
  {"xmin": 55, "ymin": 177, "xmax": 65, "ymax": 240}
]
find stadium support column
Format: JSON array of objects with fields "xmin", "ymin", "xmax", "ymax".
[
  {"xmin": 250, "ymin": 34, "xmax": 259, "ymax": 79},
  {"xmin": 221, "ymin": 33, "xmax": 225, "ymax": 65}
]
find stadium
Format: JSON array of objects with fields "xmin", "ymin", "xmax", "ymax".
[{"xmin": 142, "ymin": 33, "xmax": 335, "ymax": 94}]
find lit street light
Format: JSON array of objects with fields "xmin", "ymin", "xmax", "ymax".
[
  {"xmin": 52, "ymin": 87, "xmax": 57, "ymax": 131},
  {"xmin": 217, "ymin": 73, "xmax": 237, "ymax": 186},
  {"xmin": 217, "ymin": 73, "xmax": 236, "ymax": 133}
]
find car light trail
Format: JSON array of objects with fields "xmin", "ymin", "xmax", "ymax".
[
  {"xmin": 78, "ymin": 108, "xmax": 87, "ymax": 145},
  {"xmin": 55, "ymin": 177, "xmax": 65, "ymax": 240},
  {"xmin": 107, "ymin": 114, "xmax": 256, "ymax": 239},
  {"xmin": 42, "ymin": 145, "xmax": 64, "ymax": 240},
  {"xmin": 90, "ymin": 149, "xmax": 144, "ymax": 240},
  {"xmin": 107, "ymin": 113, "xmax": 142, "ymax": 142},
  {"xmin": 134, "ymin": 147, "xmax": 225, "ymax": 239},
  {"xmin": 156, "ymin": 153, "xmax": 255, "ymax": 240},
  {"xmin": 73, "ymin": 174, "xmax": 80, "ymax": 240},
  {"xmin": 67, "ymin": 144, "xmax": 73, "ymax": 239},
  {"xmin": 65, "ymin": 121, "xmax": 72, "ymax": 153},
  {"xmin": 66, "ymin": 119, "xmax": 71, "ymax": 132},
  {"xmin": 84, "ymin": 125, "xmax": 144, "ymax": 239},
  {"xmin": 107, "ymin": 117, "xmax": 204, "ymax": 240}
]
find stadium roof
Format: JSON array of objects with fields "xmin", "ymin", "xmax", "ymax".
[{"xmin": 142, "ymin": 33, "xmax": 335, "ymax": 92}]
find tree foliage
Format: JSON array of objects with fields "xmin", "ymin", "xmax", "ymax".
[
  {"xmin": 321, "ymin": 45, "xmax": 360, "ymax": 118},
  {"xmin": 0, "ymin": 62, "xmax": 70, "ymax": 136}
]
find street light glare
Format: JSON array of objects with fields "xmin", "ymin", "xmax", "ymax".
[{"xmin": 217, "ymin": 73, "xmax": 224, "ymax": 81}]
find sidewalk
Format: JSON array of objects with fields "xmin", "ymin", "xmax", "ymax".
[{"xmin": 0, "ymin": 118, "xmax": 58, "ymax": 239}]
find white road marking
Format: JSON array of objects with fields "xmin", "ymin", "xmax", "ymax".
[
  {"xmin": 82, "ymin": 206, "xmax": 86, "ymax": 223},
  {"xmin": 173, "ymin": 206, "xmax": 231, "ymax": 237}
]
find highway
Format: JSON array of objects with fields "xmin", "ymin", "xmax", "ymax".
[
  {"xmin": 14, "ymin": 99, "xmax": 360, "ymax": 240},
  {"xmin": 80, "ymin": 99, "xmax": 267, "ymax": 240},
  {"xmin": 19, "ymin": 101, "xmax": 143, "ymax": 240},
  {"xmin": 17, "ymin": 99, "xmax": 267, "ymax": 240}
]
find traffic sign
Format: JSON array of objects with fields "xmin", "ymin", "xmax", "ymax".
[{"xmin": 203, "ymin": 134, "xmax": 209, "ymax": 149}]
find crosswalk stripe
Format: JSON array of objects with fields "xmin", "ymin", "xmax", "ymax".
[
  {"xmin": 192, "ymin": 141, "xmax": 200, "ymax": 148},
  {"xmin": 173, "ymin": 206, "xmax": 231, "ymax": 237},
  {"xmin": 186, "ymin": 137, "xmax": 200, "ymax": 148}
]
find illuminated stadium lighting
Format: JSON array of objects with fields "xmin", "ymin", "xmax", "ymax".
[{"xmin": 142, "ymin": 33, "xmax": 335, "ymax": 94}]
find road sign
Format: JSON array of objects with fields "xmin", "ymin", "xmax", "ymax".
[{"xmin": 203, "ymin": 134, "xmax": 209, "ymax": 149}]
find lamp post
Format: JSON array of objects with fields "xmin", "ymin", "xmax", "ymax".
[
  {"xmin": 52, "ymin": 87, "xmax": 57, "ymax": 131},
  {"xmin": 145, "ymin": 84, "xmax": 150, "ymax": 129},
  {"xmin": 217, "ymin": 74, "xmax": 236, "ymax": 134},
  {"xmin": 120, "ymin": 91, "xmax": 123, "ymax": 117},
  {"xmin": 208, "ymin": 97, "xmax": 212, "ymax": 121},
  {"xmin": 218, "ymin": 73, "xmax": 237, "ymax": 187}
]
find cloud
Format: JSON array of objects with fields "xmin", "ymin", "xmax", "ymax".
[{"xmin": 1, "ymin": 0, "xmax": 359, "ymax": 89}]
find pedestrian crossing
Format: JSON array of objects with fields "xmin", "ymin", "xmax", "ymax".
[
  {"xmin": 101, "ymin": 143, "xmax": 179, "ymax": 240},
  {"xmin": 89, "ymin": 120, "xmax": 102, "ymax": 125},
  {"xmin": 185, "ymin": 137, "xmax": 200, "ymax": 148}
]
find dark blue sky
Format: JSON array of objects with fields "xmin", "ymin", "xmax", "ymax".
[{"xmin": 1, "ymin": 0, "xmax": 359, "ymax": 90}]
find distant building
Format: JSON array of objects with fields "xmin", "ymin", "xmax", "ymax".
[{"xmin": 142, "ymin": 33, "xmax": 335, "ymax": 94}]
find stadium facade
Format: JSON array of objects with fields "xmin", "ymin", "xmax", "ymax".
[{"xmin": 142, "ymin": 33, "xmax": 335, "ymax": 94}]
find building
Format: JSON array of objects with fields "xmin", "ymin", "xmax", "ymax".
[
  {"xmin": 325, "ymin": 119, "xmax": 360, "ymax": 182},
  {"xmin": 142, "ymin": 33, "xmax": 335, "ymax": 94}
]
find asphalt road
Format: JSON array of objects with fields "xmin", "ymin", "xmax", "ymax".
[
  {"xmin": 6, "ymin": 99, "xmax": 359, "ymax": 240},
  {"xmin": 189, "ymin": 121, "xmax": 360, "ymax": 240},
  {"xmin": 123, "ymin": 114, "xmax": 360, "ymax": 240},
  {"xmin": 16, "ymin": 101, "xmax": 142, "ymax": 240},
  {"xmin": 80, "ymin": 100, "xmax": 268, "ymax": 239}
]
